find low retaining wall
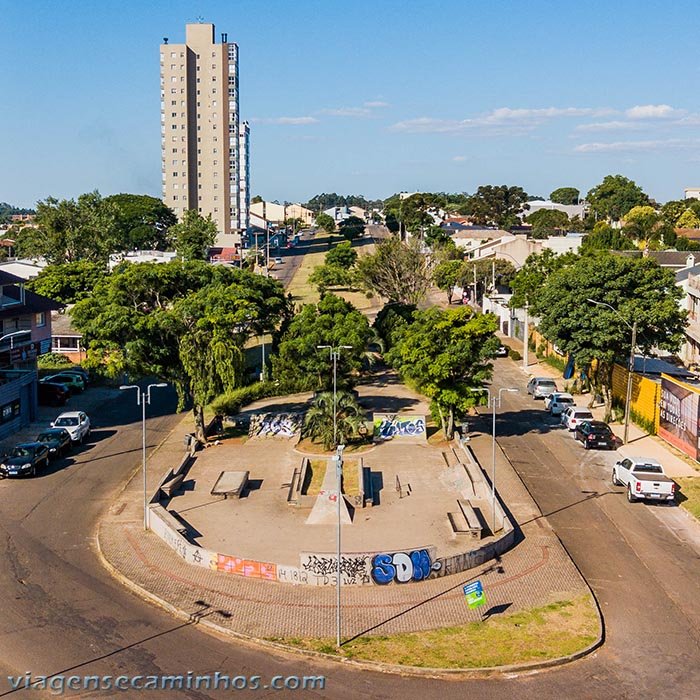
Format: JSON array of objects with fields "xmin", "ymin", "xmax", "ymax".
[{"xmin": 147, "ymin": 438, "xmax": 517, "ymax": 587}]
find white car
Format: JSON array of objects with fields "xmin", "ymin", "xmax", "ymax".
[
  {"xmin": 547, "ymin": 392, "xmax": 575, "ymax": 415},
  {"xmin": 561, "ymin": 406, "xmax": 594, "ymax": 431},
  {"xmin": 51, "ymin": 411, "xmax": 91, "ymax": 444}
]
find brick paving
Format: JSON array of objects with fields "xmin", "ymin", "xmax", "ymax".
[{"xmin": 98, "ymin": 383, "xmax": 594, "ymax": 641}]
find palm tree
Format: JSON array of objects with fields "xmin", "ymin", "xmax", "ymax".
[{"xmin": 303, "ymin": 390, "xmax": 366, "ymax": 449}]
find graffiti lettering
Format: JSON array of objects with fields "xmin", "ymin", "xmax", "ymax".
[
  {"xmin": 373, "ymin": 413, "xmax": 426, "ymax": 440},
  {"xmin": 300, "ymin": 553, "xmax": 372, "ymax": 585},
  {"xmin": 249, "ymin": 412, "xmax": 302, "ymax": 438},
  {"xmin": 371, "ymin": 549, "xmax": 441, "ymax": 584}
]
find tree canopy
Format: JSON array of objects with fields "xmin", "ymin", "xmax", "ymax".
[
  {"xmin": 580, "ymin": 223, "xmax": 636, "ymax": 253},
  {"xmin": 26, "ymin": 261, "xmax": 106, "ymax": 304},
  {"xmin": 71, "ymin": 261, "xmax": 289, "ymax": 439},
  {"xmin": 272, "ymin": 294, "xmax": 372, "ymax": 392},
  {"xmin": 525, "ymin": 208, "xmax": 570, "ymax": 237},
  {"xmin": 325, "ymin": 240, "xmax": 358, "ymax": 268},
  {"xmin": 536, "ymin": 253, "xmax": 686, "ymax": 414},
  {"xmin": 549, "ymin": 187, "xmax": 580, "ymax": 205},
  {"xmin": 432, "ymin": 259, "xmax": 464, "ymax": 304},
  {"xmin": 338, "ymin": 215, "xmax": 366, "ymax": 241},
  {"xmin": 105, "ymin": 194, "xmax": 177, "ymax": 251},
  {"xmin": 586, "ymin": 175, "xmax": 649, "ymax": 222},
  {"xmin": 509, "ymin": 249, "xmax": 578, "ymax": 309},
  {"xmin": 170, "ymin": 209, "xmax": 218, "ymax": 260},
  {"xmin": 314, "ymin": 212, "xmax": 336, "ymax": 233},
  {"xmin": 387, "ymin": 307, "xmax": 499, "ymax": 438},
  {"xmin": 354, "ymin": 237, "xmax": 431, "ymax": 304},
  {"xmin": 463, "ymin": 185, "xmax": 530, "ymax": 229}
]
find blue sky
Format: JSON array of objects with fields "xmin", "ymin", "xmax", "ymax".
[{"xmin": 2, "ymin": 0, "xmax": 700, "ymax": 208}]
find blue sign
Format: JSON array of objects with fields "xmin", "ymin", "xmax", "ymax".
[{"xmin": 463, "ymin": 580, "xmax": 485, "ymax": 609}]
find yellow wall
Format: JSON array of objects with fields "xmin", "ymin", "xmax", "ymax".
[{"xmin": 611, "ymin": 364, "xmax": 660, "ymax": 430}]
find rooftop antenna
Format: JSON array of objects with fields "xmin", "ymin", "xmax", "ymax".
[
  {"xmin": 196, "ymin": 14, "xmax": 204, "ymax": 23},
  {"xmin": 163, "ymin": 37, "xmax": 169, "ymax": 44}
]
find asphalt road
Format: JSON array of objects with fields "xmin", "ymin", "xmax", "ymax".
[{"xmin": 1, "ymin": 365, "xmax": 700, "ymax": 698}]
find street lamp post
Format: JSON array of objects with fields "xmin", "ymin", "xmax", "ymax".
[
  {"xmin": 120, "ymin": 382, "xmax": 168, "ymax": 530},
  {"xmin": 317, "ymin": 345, "xmax": 352, "ymax": 649},
  {"xmin": 587, "ymin": 299, "xmax": 637, "ymax": 445}
]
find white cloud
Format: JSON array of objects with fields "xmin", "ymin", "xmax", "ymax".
[
  {"xmin": 452, "ymin": 155, "xmax": 468, "ymax": 161},
  {"xmin": 251, "ymin": 116, "xmax": 319, "ymax": 125},
  {"xmin": 321, "ymin": 107, "xmax": 372, "ymax": 117},
  {"xmin": 625, "ymin": 104, "xmax": 684, "ymax": 120},
  {"xmin": 574, "ymin": 138, "xmax": 695, "ymax": 153},
  {"xmin": 575, "ymin": 120, "xmax": 645, "ymax": 132},
  {"xmin": 364, "ymin": 100, "xmax": 389, "ymax": 108}
]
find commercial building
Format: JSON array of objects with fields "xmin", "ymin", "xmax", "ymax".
[{"xmin": 160, "ymin": 23, "xmax": 250, "ymax": 248}]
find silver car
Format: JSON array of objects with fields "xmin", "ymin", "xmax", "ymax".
[{"xmin": 527, "ymin": 377, "xmax": 559, "ymax": 399}]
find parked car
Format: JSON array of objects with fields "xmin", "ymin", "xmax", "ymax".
[
  {"xmin": 574, "ymin": 420, "xmax": 616, "ymax": 450},
  {"xmin": 495, "ymin": 345, "xmax": 509, "ymax": 357},
  {"xmin": 274, "ymin": 256, "xmax": 283, "ymax": 264},
  {"xmin": 561, "ymin": 406, "xmax": 595, "ymax": 431},
  {"xmin": 545, "ymin": 392, "xmax": 575, "ymax": 415},
  {"xmin": 36, "ymin": 427, "xmax": 72, "ymax": 458},
  {"xmin": 60, "ymin": 367, "xmax": 89, "ymax": 385},
  {"xmin": 38, "ymin": 381, "xmax": 70, "ymax": 407},
  {"xmin": 41, "ymin": 373, "xmax": 85, "ymax": 394},
  {"xmin": 612, "ymin": 457, "xmax": 676, "ymax": 503},
  {"xmin": 51, "ymin": 411, "xmax": 91, "ymax": 443},
  {"xmin": 0, "ymin": 442, "xmax": 50, "ymax": 477},
  {"xmin": 527, "ymin": 377, "xmax": 559, "ymax": 399}
]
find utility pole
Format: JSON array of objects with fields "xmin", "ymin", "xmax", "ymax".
[{"xmin": 623, "ymin": 320, "xmax": 638, "ymax": 445}]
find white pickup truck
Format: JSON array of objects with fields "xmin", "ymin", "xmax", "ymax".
[{"xmin": 612, "ymin": 457, "xmax": 676, "ymax": 504}]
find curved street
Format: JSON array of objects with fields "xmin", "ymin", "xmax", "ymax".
[{"xmin": 1, "ymin": 370, "xmax": 699, "ymax": 698}]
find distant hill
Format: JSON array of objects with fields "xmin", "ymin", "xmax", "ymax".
[{"xmin": 0, "ymin": 202, "xmax": 35, "ymax": 224}]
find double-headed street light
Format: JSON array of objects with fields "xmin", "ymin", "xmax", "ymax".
[
  {"xmin": 120, "ymin": 382, "xmax": 168, "ymax": 530},
  {"xmin": 473, "ymin": 385, "xmax": 519, "ymax": 533},
  {"xmin": 317, "ymin": 345, "xmax": 352, "ymax": 650},
  {"xmin": 587, "ymin": 299, "xmax": 637, "ymax": 445}
]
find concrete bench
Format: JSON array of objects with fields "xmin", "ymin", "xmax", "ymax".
[
  {"xmin": 161, "ymin": 472, "xmax": 184, "ymax": 498},
  {"xmin": 448, "ymin": 510, "xmax": 470, "ymax": 535},
  {"xmin": 211, "ymin": 470, "xmax": 249, "ymax": 499},
  {"xmin": 153, "ymin": 506, "xmax": 188, "ymax": 535},
  {"xmin": 458, "ymin": 499, "xmax": 483, "ymax": 540}
]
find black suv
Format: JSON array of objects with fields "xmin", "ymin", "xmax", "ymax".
[
  {"xmin": 575, "ymin": 420, "xmax": 616, "ymax": 450},
  {"xmin": 36, "ymin": 428, "xmax": 72, "ymax": 458},
  {"xmin": 38, "ymin": 381, "xmax": 69, "ymax": 407}
]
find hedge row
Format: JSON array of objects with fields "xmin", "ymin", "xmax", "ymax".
[{"xmin": 209, "ymin": 381, "xmax": 281, "ymax": 416}]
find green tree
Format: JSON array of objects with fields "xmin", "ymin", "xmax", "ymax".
[
  {"xmin": 676, "ymin": 209, "xmax": 700, "ymax": 229},
  {"xmin": 30, "ymin": 191, "xmax": 119, "ymax": 263},
  {"xmin": 71, "ymin": 261, "xmax": 289, "ymax": 440},
  {"xmin": 325, "ymin": 240, "xmax": 358, "ymax": 268},
  {"xmin": 536, "ymin": 253, "xmax": 686, "ymax": 417},
  {"xmin": 396, "ymin": 194, "xmax": 444, "ymax": 233},
  {"xmin": 424, "ymin": 225, "xmax": 451, "ymax": 248},
  {"xmin": 580, "ymin": 223, "xmax": 636, "ymax": 253},
  {"xmin": 384, "ymin": 211, "xmax": 400, "ymax": 234},
  {"xmin": 549, "ymin": 187, "xmax": 580, "ymax": 205},
  {"xmin": 458, "ymin": 258, "xmax": 517, "ymax": 301},
  {"xmin": 433, "ymin": 259, "xmax": 464, "ymax": 304},
  {"xmin": 354, "ymin": 237, "xmax": 431, "ymax": 304},
  {"xmin": 387, "ymin": 307, "xmax": 499, "ymax": 439},
  {"xmin": 27, "ymin": 261, "xmax": 106, "ymax": 304},
  {"xmin": 525, "ymin": 209, "xmax": 570, "ymax": 237},
  {"xmin": 303, "ymin": 390, "xmax": 366, "ymax": 449},
  {"xmin": 251, "ymin": 195, "xmax": 264, "ymax": 204},
  {"xmin": 338, "ymin": 215, "xmax": 366, "ymax": 241},
  {"xmin": 105, "ymin": 194, "xmax": 177, "ymax": 251},
  {"xmin": 586, "ymin": 175, "xmax": 649, "ymax": 222},
  {"xmin": 463, "ymin": 185, "xmax": 530, "ymax": 229},
  {"xmin": 315, "ymin": 212, "xmax": 336, "ymax": 233},
  {"xmin": 170, "ymin": 209, "xmax": 218, "ymax": 260},
  {"xmin": 308, "ymin": 264, "xmax": 353, "ymax": 295},
  {"xmin": 373, "ymin": 302, "xmax": 417, "ymax": 350},
  {"xmin": 509, "ymin": 249, "xmax": 578, "ymax": 309},
  {"xmin": 272, "ymin": 294, "xmax": 372, "ymax": 392},
  {"xmin": 622, "ymin": 205, "xmax": 673, "ymax": 248}
]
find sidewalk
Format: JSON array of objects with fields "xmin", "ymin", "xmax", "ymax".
[
  {"xmin": 98, "ymin": 411, "xmax": 596, "ymax": 641},
  {"xmin": 501, "ymin": 335, "xmax": 700, "ymax": 478}
]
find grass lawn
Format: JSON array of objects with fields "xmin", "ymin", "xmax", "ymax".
[
  {"xmin": 341, "ymin": 458, "xmax": 359, "ymax": 496},
  {"xmin": 305, "ymin": 459, "xmax": 327, "ymax": 496},
  {"xmin": 271, "ymin": 595, "xmax": 599, "ymax": 669},
  {"xmin": 296, "ymin": 437, "xmax": 374, "ymax": 455},
  {"xmin": 286, "ymin": 233, "xmax": 332, "ymax": 306},
  {"xmin": 676, "ymin": 477, "xmax": 700, "ymax": 520}
]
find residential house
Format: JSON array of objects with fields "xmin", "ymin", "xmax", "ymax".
[
  {"xmin": 0, "ymin": 270, "xmax": 62, "ymax": 439},
  {"xmin": 50, "ymin": 309, "xmax": 86, "ymax": 363},
  {"xmin": 524, "ymin": 199, "xmax": 587, "ymax": 220}
]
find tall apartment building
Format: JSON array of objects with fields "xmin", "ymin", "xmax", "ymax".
[{"xmin": 160, "ymin": 23, "xmax": 249, "ymax": 248}]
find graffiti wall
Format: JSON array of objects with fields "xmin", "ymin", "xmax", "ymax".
[
  {"xmin": 248, "ymin": 412, "xmax": 303, "ymax": 439},
  {"xmin": 299, "ymin": 552, "xmax": 373, "ymax": 586},
  {"xmin": 658, "ymin": 374, "xmax": 700, "ymax": 461},
  {"xmin": 215, "ymin": 555, "xmax": 277, "ymax": 580},
  {"xmin": 372, "ymin": 413, "xmax": 427, "ymax": 441},
  {"xmin": 149, "ymin": 506, "xmax": 216, "ymax": 570},
  {"xmin": 370, "ymin": 548, "xmax": 440, "ymax": 584}
]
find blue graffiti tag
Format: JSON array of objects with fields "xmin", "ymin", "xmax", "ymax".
[{"xmin": 371, "ymin": 549, "xmax": 437, "ymax": 584}]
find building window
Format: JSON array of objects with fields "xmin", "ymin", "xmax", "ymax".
[
  {"xmin": 35, "ymin": 312, "xmax": 46, "ymax": 327},
  {"xmin": 170, "ymin": 52, "xmax": 177, "ymax": 58},
  {"xmin": 172, "ymin": 172, "xmax": 178, "ymax": 177},
  {"xmin": 171, "ymin": 76, "xmax": 177, "ymax": 82},
  {"xmin": 171, "ymin": 112, "xmax": 177, "ymax": 117}
]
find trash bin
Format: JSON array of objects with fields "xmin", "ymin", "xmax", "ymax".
[{"xmin": 183, "ymin": 433, "xmax": 194, "ymax": 449}]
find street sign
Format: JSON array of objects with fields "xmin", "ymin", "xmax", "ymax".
[{"xmin": 463, "ymin": 580, "xmax": 486, "ymax": 609}]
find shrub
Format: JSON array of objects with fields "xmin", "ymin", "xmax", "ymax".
[
  {"xmin": 509, "ymin": 349, "xmax": 522, "ymax": 361},
  {"xmin": 209, "ymin": 381, "xmax": 280, "ymax": 416},
  {"xmin": 37, "ymin": 353, "xmax": 75, "ymax": 371}
]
